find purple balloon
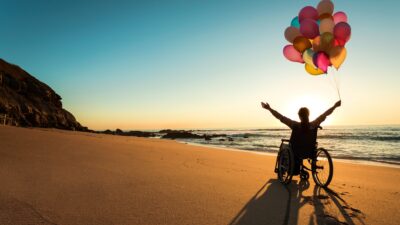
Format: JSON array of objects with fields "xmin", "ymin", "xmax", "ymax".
[
  {"xmin": 300, "ymin": 19, "xmax": 319, "ymax": 39},
  {"xmin": 313, "ymin": 52, "xmax": 330, "ymax": 73},
  {"xmin": 283, "ymin": 45, "xmax": 304, "ymax": 63},
  {"xmin": 334, "ymin": 22, "xmax": 351, "ymax": 45},
  {"xmin": 299, "ymin": 6, "xmax": 319, "ymax": 22}
]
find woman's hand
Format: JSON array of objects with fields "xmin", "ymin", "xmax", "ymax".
[
  {"xmin": 334, "ymin": 100, "xmax": 342, "ymax": 108},
  {"xmin": 261, "ymin": 102, "xmax": 271, "ymax": 110}
]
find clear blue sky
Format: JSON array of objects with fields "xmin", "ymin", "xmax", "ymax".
[{"xmin": 1, "ymin": 0, "xmax": 399, "ymax": 129}]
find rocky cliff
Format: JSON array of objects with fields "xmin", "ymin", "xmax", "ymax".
[{"xmin": 0, "ymin": 58, "xmax": 86, "ymax": 131}]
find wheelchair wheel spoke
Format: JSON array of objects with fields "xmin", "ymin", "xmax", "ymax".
[
  {"xmin": 312, "ymin": 148, "xmax": 333, "ymax": 187},
  {"xmin": 277, "ymin": 144, "xmax": 294, "ymax": 185}
]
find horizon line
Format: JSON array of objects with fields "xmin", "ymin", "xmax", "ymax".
[{"xmin": 91, "ymin": 123, "xmax": 400, "ymax": 132}]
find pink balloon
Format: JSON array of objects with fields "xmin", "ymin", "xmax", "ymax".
[
  {"xmin": 333, "ymin": 11, "xmax": 348, "ymax": 24},
  {"xmin": 283, "ymin": 45, "xmax": 304, "ymax": 63},
  {"xmin": 299, "ymin": 6, "xmax": 319, "ymax": 22},
  {"xmin": 300, "ymin": 19, "xmax": 319, "ymax": 39},
  {"xmin": 334, "ymin": 22, "xmax": 351, "ymax": 46},
  {"xmin": 313, "ymin": 52, "xmax": 330, "ymax": 73}
]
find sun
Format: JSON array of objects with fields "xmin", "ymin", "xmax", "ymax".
[{"xmin": 283, "ymin": 95, "xmax": 334, "ymax": 125}]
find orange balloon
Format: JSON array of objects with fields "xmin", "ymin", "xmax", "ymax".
[
  {"xmin": 293, "ymin": 36, "xmax": 312, "ymax": 53},
  {"xmin": 329, "ymin": 46, "xmax": 347, "ymax": 69},
  {"xmin": 312, "ymin": 36, "xmax": 322, "ymax": 52},
  {"xmin": 284, "ymin": 26, "xmax": 301, "ymax": 43}
]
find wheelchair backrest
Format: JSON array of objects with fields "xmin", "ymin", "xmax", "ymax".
[{"xmin": 290, "ymin": 125, "xmax": 318, "ymax": 158}]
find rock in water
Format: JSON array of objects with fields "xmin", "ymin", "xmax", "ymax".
[
  {"xmin": 161, "ymin": 130, "xmax": 203, "ymax": 139},
  {"xmin": 0, "ymin": 58, "xmax": 86, "ymax": 131}
]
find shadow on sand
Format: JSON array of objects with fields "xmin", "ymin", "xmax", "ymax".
[{"xmin": 229, "ymin": 179, "xmax": 365, "ymax": 225}]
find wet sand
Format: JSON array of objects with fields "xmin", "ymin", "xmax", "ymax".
[{"xmin": 0, "ymin": 125, "xmax": 398, "ymax": 225}]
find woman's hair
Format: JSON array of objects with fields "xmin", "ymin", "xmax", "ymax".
[{"xmin": 298, "ymin": 107, "xmax": 310, "ymax": 123}]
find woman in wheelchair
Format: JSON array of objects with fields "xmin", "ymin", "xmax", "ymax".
[{"xmin": 261, "ymin": 100, "xmax": 341, "ymax": 186}]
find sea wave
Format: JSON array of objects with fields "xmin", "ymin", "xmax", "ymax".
[
  {"xmin": 231, "ymin": 145, "xmax": 400, "ymax": 165},
  {"xmin": 318, "ymin": 134, "xmax": 400, "ymax": 142},
  {"xmin": 184, "ymin": 126, "xmax": 400, "ymax": 165},
  {"xmin": 194, "ymin": 131, "xmax": 400, "ymax": 142},
  {"xmin": 187, "ymin": 141, "xmax": 400, "ymax": 166}
]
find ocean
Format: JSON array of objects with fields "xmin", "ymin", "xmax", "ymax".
[{"xmin": 175, "ymin": 125, "xmax": 400, "ymax": 166}]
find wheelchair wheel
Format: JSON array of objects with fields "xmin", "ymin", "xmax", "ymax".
[
  {"xmin": 277, "ymin": 147, "xmax": 294, "ymax": 185},
  {"xmin": 312, "ymin": 148, "xmax": 333, "ymax": 187},
  {"xmin": 300, "ymin": 170, "xmax": 309, "ymax": 180}
]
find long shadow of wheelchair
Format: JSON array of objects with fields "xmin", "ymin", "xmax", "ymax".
[{"xmin": 228, "ymin": 179, "xmax": 365, "ymax": 225}]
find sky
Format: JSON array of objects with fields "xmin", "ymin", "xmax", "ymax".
[{"xmin": 0, "ymin": 0, "xmax": 399, "ymax": 130}]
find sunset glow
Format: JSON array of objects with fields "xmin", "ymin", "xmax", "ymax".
[
  {"xmin": 284, "ymin": 95, "xmax": 334, "ymax": 125},
  {"xmin": 0, "ymin": 0, "xmax": 399, "ymax": 130}
]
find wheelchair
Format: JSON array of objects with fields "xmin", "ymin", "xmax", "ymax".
[{"xmin": 274, "ymin": 139, "xmax": 333, "ymax": 187}]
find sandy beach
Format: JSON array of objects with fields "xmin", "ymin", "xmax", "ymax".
[{"xmin": 0, "ymin": 125, "xmax": 398, "ymax": 225}]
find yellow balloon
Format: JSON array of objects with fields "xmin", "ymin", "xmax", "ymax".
[
  {"xmin": 303, "ymin": 49, "xmax": 315, "ymax": 67},
  {"xmin": 329, "ymin": 46, "xmax": 347, "ymax": 69},
  {"xmin": 305, "ymin": 63, "xmax": 325, "ymax": 76}
]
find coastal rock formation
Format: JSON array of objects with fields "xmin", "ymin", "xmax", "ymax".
[
  {"xmin": 97, "ymin": 129, "xmax": 156, "ymax": 137},
  {"xmin": 0, "ymin": 58, "xmax": 86, "ymax": 130},
  {"xmin": 161, "ymin": 130, "xmax": 227, "ymax": 140},
  {"xmin": 161, "ymin": 130, "xmax": 203, "ymax": 139}
]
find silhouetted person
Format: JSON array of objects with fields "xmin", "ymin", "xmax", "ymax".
[{"xmin": 261, "ymin": 100, "xmax": 341, "ymax": 174}]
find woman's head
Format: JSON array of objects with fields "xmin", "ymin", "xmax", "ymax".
[{"xmin": 298, "ymin": 107, "xmax": 310, "ymax": 123}]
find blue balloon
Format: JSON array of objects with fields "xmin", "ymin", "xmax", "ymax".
[{"xmin": 291, "ymin": 16, "xmax": 300, "ymax": 28}]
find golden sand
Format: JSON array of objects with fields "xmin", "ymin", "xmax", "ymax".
[{"xmin": 0, "ymin": 126, "xmax": 398, "ymax": 225}]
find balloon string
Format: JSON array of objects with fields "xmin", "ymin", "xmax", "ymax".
[
  {"xmin": 333, "ymin": 69, "xmax": 341, "ymax": 100},
  {"xmin": 326, "ymin": 70, "xmax": 339, "ymax": 100},
  {"xmin": 327, "ymin": 69, "xmax": 341, "ymax": 100},
  {"xmin": 336, "ymin": 85, "xmax": 341, "ymax": 100}
]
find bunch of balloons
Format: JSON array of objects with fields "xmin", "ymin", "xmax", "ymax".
[{"xmin": 283, "ymin": 0, "xmax": 351, "ymax": 75}]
